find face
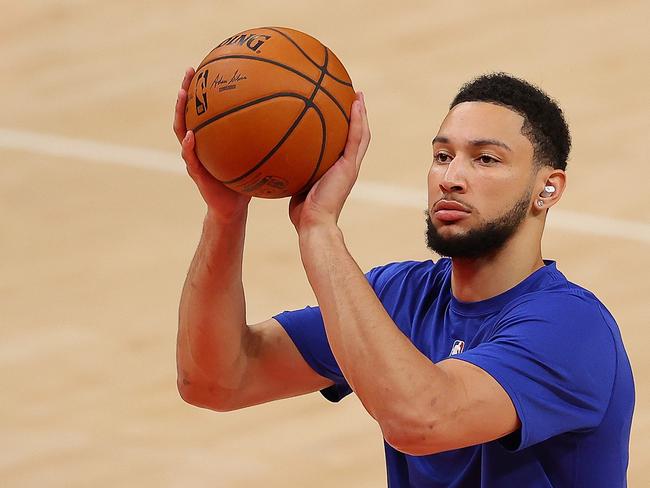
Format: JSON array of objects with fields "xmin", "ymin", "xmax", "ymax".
[{"xmin": 426, "ymin": 102, "xmax": 537, "ymax": 258}]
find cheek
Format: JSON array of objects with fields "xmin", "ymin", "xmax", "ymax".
[
  {"xmin": 427, "ymin": 166, "xmax": 441, "ymax": 203},
  {"xmin": 478, "ymin": 183, "xmax": 527, "ymax": 219},
  {"xmin": 469, "ymin": 176, "xmax": 508, "ymax": 215},
  {"xmin": 427, "ymin": 162, "xmax": 446, "ymax": 186},
  {"xmin": 427, "ymin": 167, "xmax": 435, "ymax": 187}
]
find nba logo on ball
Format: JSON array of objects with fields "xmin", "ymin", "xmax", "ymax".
[{"xmin": 449, "ymin": 340, "xmax": 465, "ymax": 356}]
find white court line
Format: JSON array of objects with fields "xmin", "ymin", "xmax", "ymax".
[{"xmin": 1, "ymin": 127, "xmax": 649, "ymax": 244}]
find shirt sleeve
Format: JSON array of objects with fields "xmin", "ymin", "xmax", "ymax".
[
  {"xmin": 451, "ymin": 291, "xmax": 617, "ymax": 451},
  {"xmin": 274, "ymin": 305, "xmax": 352, "ymax": 402},
  {"xmin": 272, "ymin": 263, "xmax": 414, "ymax": 402}
]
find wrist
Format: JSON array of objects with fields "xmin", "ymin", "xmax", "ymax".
[
  {"xmin": 205, "ymin": 206, "xmax": 248, "ymax": 226},
  {"xmin": 200, "ymin": 209, "xmax": 248, "ymax": 249},
  {"xmin": 298, "ymin": 222, "xmax": 344, "ymax": 250}
]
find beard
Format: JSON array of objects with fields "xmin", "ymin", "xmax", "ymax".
[{"xmin": 426, "ymin": 188, "xmax": 532, "ymax": 259}]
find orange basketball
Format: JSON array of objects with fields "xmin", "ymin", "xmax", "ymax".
[{"xmin": 185, "ymin": 27, "xmax": 356, "ymax": 198}]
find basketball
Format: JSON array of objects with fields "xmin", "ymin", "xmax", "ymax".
[{"xmin": 184, "ymin": 27, "xmax": 356, "ymax": 198}]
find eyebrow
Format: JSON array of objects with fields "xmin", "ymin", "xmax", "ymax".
[{"xmin": 432, "ymin": 136, "xmax": 512, "ymax": 152}]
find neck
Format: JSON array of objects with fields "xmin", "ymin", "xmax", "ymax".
[{"xmin": 449, "ymin": 221, "xmax": 545, "ymax": 302}]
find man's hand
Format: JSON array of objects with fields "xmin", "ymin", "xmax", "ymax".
[
  {"xmin": 289, "ymin": 92, "xmax": 370, "ymax": 232},
  {"xmin": 173, "ymin": 67, "xmax": 251, "ymax": 222}
]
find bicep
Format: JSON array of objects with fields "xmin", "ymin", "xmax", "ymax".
[
  {"xmin": 385, "ymin": 357, "xmax": 519, "ymax": 456},
  {"xmin": 443, "ymin": 301, "xmax": 618, "ymax": 451},
  {"xmin": 232, "ymin": 318, "xmax": 333, "ymax": 409},
  {"xmin": 433, "ymin": 358, "xmax": 520, "ymax": 450}
]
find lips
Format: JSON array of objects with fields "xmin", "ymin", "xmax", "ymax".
[
  {"xmin": 434, "ymin": 200, "xmax": 470, "ymax": 212},
  {"xmin": 433, "ymin": 200, "xmax": 471, "ymax": 223}
]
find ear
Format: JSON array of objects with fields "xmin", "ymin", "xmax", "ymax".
[{"xmin": 534, "ymin": 169, "xmax": 566, "ymax": 213}]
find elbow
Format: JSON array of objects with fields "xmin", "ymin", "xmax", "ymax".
[
  {"xmin": 380, "ymin": 413, "xmax": 447, "ymax": 456},
  {"xmin": 176, "ymin": 377, "xmax": 238, "ymax": 412},
  {"xmin": 176, "ymin": 380, "xmax": 205, "ymax": 408}
]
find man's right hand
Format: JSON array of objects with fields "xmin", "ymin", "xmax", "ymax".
[{"xmin": 173, "ymin": 67, "xmax": 251, "ymax": 221}]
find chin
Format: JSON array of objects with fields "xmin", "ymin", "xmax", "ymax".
[{"xmin": 433, "ymin": 219, "xmax": 471, "ymax": 234}]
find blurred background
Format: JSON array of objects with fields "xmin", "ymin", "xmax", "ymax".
[{"xmin": 1, "ymin": 0, "xmax": 648, "ymax": 486}]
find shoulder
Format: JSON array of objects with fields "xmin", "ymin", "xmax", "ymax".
[
  {"xmin": 503, "ymin": 280, "xmax": 616, "ymax": 331},
  {"xmin": 365, "ymin": 259, "xmax": 451, "ymax": 294},
  {"xmin": 495, "ymin": 285, "xmax": 620, "ymax": 365}
]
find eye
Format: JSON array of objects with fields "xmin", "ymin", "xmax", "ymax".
[
  {"xmin": 434, "ymin": 151, "xmax": 453, "ymax": 164},
  {"xmin": 477, "ymin": 154, "xmax": 499, "ymax": 165}
]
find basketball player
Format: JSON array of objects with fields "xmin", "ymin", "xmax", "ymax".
[{"xmin": 173, "ymin": 70, "xmax": 634, "ymax": 487}]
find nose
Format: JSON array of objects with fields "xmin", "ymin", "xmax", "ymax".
[{"xmin": 438, "ymin": 158, "xmax": 467, "ymax": 194}]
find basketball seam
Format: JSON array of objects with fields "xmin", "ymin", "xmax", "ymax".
[
  {"xmin": 196, "ymin": 55, "xmax": 350, "ymax": 124},
  {"xmin": 295, "ymin": 47, "xmax": 329, "ymax": 193},
  {"xmin": 192, "ymin": 92, "xmax": 294, "ymax": 134},
  {"xmin": 217, "ymin": 95, "xmax": 314, "ymax": 185},
  {"xmin": 265, "ymin": 27, "xmax": 354, "ymax": 88},
  {"xmin": 322, "ymin": 48, "xmax": 354, "ymax": 87},
  {"xmin": 296, "ymin": 106, "xmax": 327, "ymax": 195},
  {"xmin": 222, "ymin": 48, "xmax": 329, "ymax": 186},
  {"xmin": 265, "ymin": 27, "xmax": 322, "ymax": 69}
]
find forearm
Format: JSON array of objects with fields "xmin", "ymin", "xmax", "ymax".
[
  {"xmin": 177, "ymin": 210, "xmax": 249, "ymax": 393},
  {"xmin": 298, "ymin": 225, "xmax": 449, "ymax": 431}
]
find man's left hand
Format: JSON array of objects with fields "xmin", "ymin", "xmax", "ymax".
[{"xmin": 289, "ymin": 92, "xmax": 370, "ymax": 232}]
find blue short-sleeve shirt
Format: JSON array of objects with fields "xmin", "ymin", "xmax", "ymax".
[{"xmin": 274, "ymin": 259, "xmax": 634, "ymax": 487}]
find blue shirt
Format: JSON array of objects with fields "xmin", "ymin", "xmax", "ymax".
[{"xmin": 274, "ymin": 259, "xmax": 635, "ymax": 487}]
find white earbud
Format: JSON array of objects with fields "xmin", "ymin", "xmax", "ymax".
[{"xmin": 540, "ymin": 185, "xmax": 556, "ymax": 198}]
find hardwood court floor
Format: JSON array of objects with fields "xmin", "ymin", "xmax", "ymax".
[{"xmin": 1, "ymin": 1, "xmax": 649, "ymax": 486}]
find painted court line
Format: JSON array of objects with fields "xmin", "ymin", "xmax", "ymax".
[{"xmin": 1, "ymin": 127, "xmax": 648, "ymax": 244}]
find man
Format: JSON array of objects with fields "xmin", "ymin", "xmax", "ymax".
[{"xmin": 173, "ymin": 72, "xmax": 634, "ymax": 487}]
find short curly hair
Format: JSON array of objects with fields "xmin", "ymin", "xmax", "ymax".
[{"xmin": 450, "ymin": 73, "xmax": 571, "ymax": 171}]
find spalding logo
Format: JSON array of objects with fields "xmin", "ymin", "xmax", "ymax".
[{"xmin": 217, "ymin": 33, "xmax": 272, "ymax": 53}]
